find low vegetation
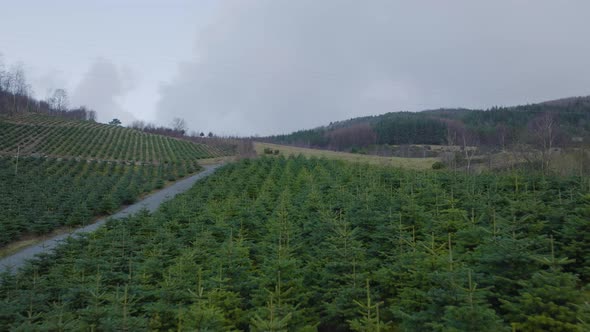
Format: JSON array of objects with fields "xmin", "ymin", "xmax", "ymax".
[
  {"xmin": 2, "ymin": 156, "xmax": 588, "ymax": 330},
  {"xmin": 2, "ymin": 57, "xmax": 589, "ymax": 331},
  {"xmin": 254, "ymin": 142, "xmax": 438, "ymax": 170},
  {"xmin": 0, "ymin": 114, "xmax": 231, "ymax": 162},
  {"xmin": 0, "ymin": 113, "xmax": 235, "ymax": 247},
  {"xmin": 0, "ymin": 156, "xmax": 200, "ymax": 246}
]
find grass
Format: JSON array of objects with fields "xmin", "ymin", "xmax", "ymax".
[
  {"xmin": 197, "ymin": 156, "xmax": 237, "ymax": 165},
  {"xmin": 0, "ymin": 223, "xmax": 86, "ymax": 259},
  {"xmin": 0, "ymin": 239, "xmax": 38, "ymax": 258},
  {"xmin": 254, "ymin": 142, "xmax": 439, "ymax": 170}
]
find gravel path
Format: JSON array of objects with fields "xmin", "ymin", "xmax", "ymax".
[{"xmin": 0, "ymin": 163, "xmax": 223, "ymax": 273}]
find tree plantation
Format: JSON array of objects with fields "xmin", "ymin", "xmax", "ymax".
[
  {"xmin": 0, "ymin": 114, "xmax": 232, "ymax": 163},
  {"xmin": 1, "ymin": 156, "xmax": 588, "ymax": 331},
  {"xmin": 0, "ymin": 113, "xmax": 237, "ymax": 246},
  {"xmin": 0, "ymin": 156, "xmax": 201, "ymax": 246}
]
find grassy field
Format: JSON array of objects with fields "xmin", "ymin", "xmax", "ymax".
[{"xmin": 254, "ymin": 142, "xmax": 439, "ymax": 170}]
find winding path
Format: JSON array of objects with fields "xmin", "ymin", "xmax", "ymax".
[{"xmin": 0, "ymin": 163, "xmax": 223, "ymax": 273}]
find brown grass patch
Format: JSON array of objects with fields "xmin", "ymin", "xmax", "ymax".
[{"xmin": 254, "ymin": 142, "xmax": 439, "ymax": 170}]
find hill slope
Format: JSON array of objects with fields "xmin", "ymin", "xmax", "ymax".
[
  {"xmin": 264, "ymin": 95, "xmax": 590, "ymax": 151},
  {"xmin": 0, "ymin": 113, "xmax": 230, "ymax": 162},
  {"xmin": 0, "ymin": 114, "xmax": 232, "ymax": 247}
]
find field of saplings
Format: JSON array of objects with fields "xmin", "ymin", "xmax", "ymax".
[
  {"xmin": 0, "ymin": 156, "xmax": 201, "ymax": 246},
  {"xmin": 1, "ymin": 156, "xmax": 588, "ymax": 331},
  {"xmin": 0, "ymin": 114, "xmax": 232, "ymax": 162}
]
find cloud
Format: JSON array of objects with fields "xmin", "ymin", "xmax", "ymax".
[
  {"xmin": 30, "ymin": 69, "xmax": 67, "ymax": 100},
  {"xmin": 156, "ymin": 0, "xmax": 590, "ymax": 136},
  {"xmin": 71, "ymin": 58, "xmax": 137, "ymax": 125}
]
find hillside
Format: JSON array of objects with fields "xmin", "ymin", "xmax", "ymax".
[
  {"xmin": 0, "ymin": 113, "xmax": 233, "ymax": 247},
  {"xmin": 0, "ymin": 113, "xmax": 231, "ymax": 162},
  {"xmin": 264, "ymin": 96, "xmax": 590, "ymax": 152}
]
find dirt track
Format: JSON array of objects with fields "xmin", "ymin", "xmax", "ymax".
[{"xmin": 0, "ymin": 163, "xmax": 223, "ymax": 273}]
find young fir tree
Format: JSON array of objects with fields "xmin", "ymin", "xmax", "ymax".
[
  {"xmin": 441, "ymin": 270, "xmax": 506, "ymax": 331},
  {"xmin": 502, "ymin": 236, "xmax": 585, "ymax": 331},
  {"xmin": 558, "ymin": 194, "xmax": 590, "ymax": 281},
  {"xmin": 347, "ymin": 279, "xmax": 389, "ymax": 332},
  {"xmin": 319, "ymin": 209, "xmax": 367, "ymax": 330},
  {"xmin": 250, "ymin": 189, "xmax": 316, "ymax": 330},
  {"xmin": 182, "ymin": 269, "xmax": 235, "ymax": 331}
]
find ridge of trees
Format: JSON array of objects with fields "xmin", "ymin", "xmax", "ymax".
[
  {"xmin": 0, "ymin": 58, "xmax": 96, "ymax": 121},
  {"xmin": 262, "ymin": 97, "xmax": 590, "ymax": 152}
]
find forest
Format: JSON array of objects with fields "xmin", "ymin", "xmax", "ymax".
[
  {"xmin": 1, "ymin": 156, "xmax": 588, "ymax": 331},
  {"xmin": 264, "ymin": 97, "xmax": 590, "ymax": 152}
]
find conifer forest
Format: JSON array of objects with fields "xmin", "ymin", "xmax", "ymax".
[{"xmin": 2, "ymin": 156, "xmax": 588, "ymax": 331}]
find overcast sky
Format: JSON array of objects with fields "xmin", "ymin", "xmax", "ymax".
[{"xmin": 1, "ymin": 0, "xmax": 590, "ymax": 136}]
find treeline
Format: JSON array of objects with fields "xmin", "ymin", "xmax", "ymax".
[
  {"xmin": 264, "ymin": 97, "xmax": 590, "ymax": 151},
  {"xmin": 1, "ymin": 156, "xmax": 588, "ymax": 330},
  {"xmin": 0, "ymin": 58, "xmax": 96, "ymax": 121}
]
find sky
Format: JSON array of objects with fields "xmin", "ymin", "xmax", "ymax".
[{"xmin": 1, "ymin": 0, "xmax": 590, "ymax": 136}]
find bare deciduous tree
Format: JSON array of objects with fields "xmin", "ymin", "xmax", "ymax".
[
  {"xmin": 130, "ymin": 120, "xmax": 146, "ymax": 130},
  {"xmin": 236, "ymin": 138, "xmax": 256, "ymax": 159},
  {"xmin": 461, "ymin": 130, "xmax": 479, "ymax": 173},
  {"xmin": 528, "ymin": 112, "xmax": 558, "ymax": 173},
  {"xmin": 12, "ymin": 65, "xmax": 27, "ymax": 95},
  {"xmin": 0, "ymin": 55, "xmax": 5, "ymax": 93},
  {"xmin": 49, "ymin": 89, "xmax": 69, "ymax": 111},
  {"xmin": 86, "ymin": 109, "xmax": 97, "ymax": 121},
  {"xmin": 496, "ymin": 123, "xmax": 508, "ymax": 151},
  {"xmin": 171, "ymin": 118, "xmax": 188, "ymax": 134}
]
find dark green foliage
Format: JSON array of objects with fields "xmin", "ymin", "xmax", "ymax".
[
  {"xmin": 432, "ymin": 161, "xmax": 446, "ymax": 170},
  {"xmin": 1, "ymin": 156, "xmax": 589, "ymax": 331},
  {"xmin": 373, "ymin": 114, "xmax": 447, "ymax": 145},
  {"xmin": 0, "ymin": 157, "xmax": 202, "ymax": 245},
  {"xmin": 265, "ymin": 97, "xmax": 590, "ymax": 151},
  {"xmin": 108, "ymin": 118, "xmax": 122, "ymax": 126},
  {"xmin": 0, "ymin": 114, "xmax": 232, "ymax": 162},
  {"xmin": 0, "ymin": 112, "xmax": 232, "ymax": 243}
]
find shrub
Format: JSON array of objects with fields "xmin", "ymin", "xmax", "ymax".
[{"xmin": 432, "ymin": 161, "xmax": 446, "ymax": 169}]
